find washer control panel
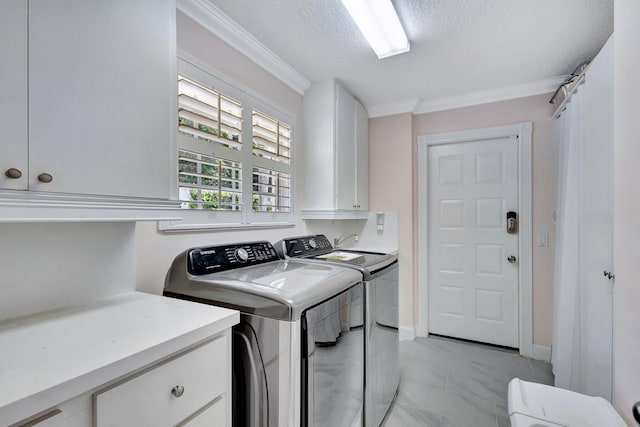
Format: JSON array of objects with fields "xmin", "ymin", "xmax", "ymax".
[
  {"xmin": 275, "ymin": 235, "xmax": 333, "ymax": 258},
  {"xmin": 188, "ymin": 241, "xmax": 279, "ymax": 275}
]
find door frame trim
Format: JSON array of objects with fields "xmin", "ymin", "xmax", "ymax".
[{"xmin": 416, "ymin": 122, "xmax": 533, "ymax": 357}]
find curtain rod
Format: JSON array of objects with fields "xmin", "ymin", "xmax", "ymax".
[{"xmin": 551, "ymin": 62, "xmax": 590, "ymax": 119}]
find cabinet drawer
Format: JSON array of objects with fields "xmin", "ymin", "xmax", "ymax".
[
  {"xmin": 180, "ymin": 397, "xmax": 226, "ymax": 427},
  {"xmin": 95, "ymin": 336, "xmax": 227, "ymax": 426}
]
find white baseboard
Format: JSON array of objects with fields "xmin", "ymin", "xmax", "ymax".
[
  {"xmin": 531, "ymin": 344, "xmax": 551, "ymax": 362},
  {"xmin": 399, "ymin": 326, "xmax": 415, "ymax": 341}
]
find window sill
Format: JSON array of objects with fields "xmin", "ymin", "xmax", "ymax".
[{"xmin": 158, "ymin": 220, "xmax": 295, "ymax": 232}]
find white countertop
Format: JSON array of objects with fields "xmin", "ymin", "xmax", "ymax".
[{"xmin": 0, "ymin": 292, "xmax": 239, "ymax": 426}]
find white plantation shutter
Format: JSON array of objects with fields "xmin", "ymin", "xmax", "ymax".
[
  {"xmin": 175, "ymin": 57, "xmax": 294, "ymax": 226},
  {"xmin": 252, "ymin": 111, "xmax": 291, "ymax": 164},
  {"xmin": 252, "ymin": 167, "xmax": 291, "ymax": 212},
  {"xmin": 178, "ymin": 150, "xmax": 242, "ymax": 210},
  {"xmin": 178, "ymin": 76, "xmax": 243, "ymax": 150}
]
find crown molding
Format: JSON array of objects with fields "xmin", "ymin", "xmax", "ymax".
[
  {"xmin": 367, "ymin": 76, "xmax": 568, "ymax": 118},
  {"xmin": 413, "ymin": 76, "xmax": 568, "ymax": 115},
  {"xmin": 177, "ymin": 0, "xmax": 311, "ymax": 95},
  {"xmin": 367, "ymin": 98, "xmax": 422, "ymax": 118}
]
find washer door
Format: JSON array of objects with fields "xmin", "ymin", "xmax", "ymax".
[
  {"xmin": 233, "ymin": 319, "xmax": 271, "ymax": 426},
  {"xmin": 302, "ymin": 283, "xmax": 364, "ymax": 427}
]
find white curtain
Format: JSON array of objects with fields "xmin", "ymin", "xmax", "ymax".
[{"xmin": 551, "ymin": 36, "xmax": 613, "ymax": 400}]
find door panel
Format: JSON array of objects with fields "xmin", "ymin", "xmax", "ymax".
[{"xmin": 428, "ymin": 137, "xmax": 519, "ymax": 347}]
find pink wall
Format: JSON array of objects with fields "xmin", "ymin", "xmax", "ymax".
[
  {"xmin": 613, "ymin": 0, "xmax": 640, "ymax": 422},
  {"xmin": 413, "ymin": 95, "xmax": 557, "ymax": 346},
  {"xmin": 369, "ymin": 94, "xmax": 558, "ymax": 346},
  {"xmin": 369, "ymin": 113, "xmax": 415, "ymax": 327},
  {"xmin": 177, "ymin": 12, "xmax": 301, "ymax": 114}
]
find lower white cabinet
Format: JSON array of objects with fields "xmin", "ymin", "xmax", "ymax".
[
  {"xmin": 95, "ymin": 336, "xmax": 228, "ymax": 427},
  {"xmin": 14, "ymin": 410, "xmax": 65, "ymax": 427},
  {"xmin": 181, "ymin": 397, "xmax": 226, "ymax": 427},
  {"xmin": 0, "ymin": 293, "xmax": 238, "ymax": 427}
]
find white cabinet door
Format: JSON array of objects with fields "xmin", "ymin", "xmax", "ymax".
[
  {"xmin": 301, "ymin": 80, "xmax": 369, "ymax": 219},
  {"xmin": 0, "ymin": 0, "xmax": 28, "ymax": 191},
  {"xmin": 354, "ymin": 100, "xmax": 368, "ymax": 211},
  {"xmin": 335, "ymin": 84, "xmax": 357, "ymax": 210},
  {"xmin": 28, "ymin": 0, "xmax": 174, "ymax": 199}
]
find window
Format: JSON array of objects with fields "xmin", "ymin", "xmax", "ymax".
[
  {"xmin": 178, "ymin": 76, "xmax": 242, "ymax": 150},
  {"xmin": 252, "ymin": 167, "xmax": 291, "ymax": 212},
  {"xmin": 252, "ymin": 110, "xmax": 291, "ymax": 164},
  {"xmin": 173, "ymin": 58, "xmax": 294, "ymax": 227},
  {"xmin": 178, "ymin": 150, "xmax": 241, "ymax": 210}
]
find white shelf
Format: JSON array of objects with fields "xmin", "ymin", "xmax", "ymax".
[
  {"xmin": 0, "ymin": 190, "xmax": 184, "ymax": 222},
  {"xmin": 0, "ymin": 292, "xmax": 239, "ymax": 426},
  {"xmin": 301, "ymin": 209, "xmax": 369, "ymax": 220}
]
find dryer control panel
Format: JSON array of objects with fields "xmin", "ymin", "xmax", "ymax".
[
  {"xmin": 274, "ymin": 234, "xmax": 333, "ymax": 258},
  {"xmin": 188, "ymin": 241, "xmax": 279, "ymax": 275}
]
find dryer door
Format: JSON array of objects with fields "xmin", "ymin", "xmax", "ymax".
[
  {"xmin": 233, "ymin": 318, "xmax": 272, "ymax": 427},
  {"xmin": 302, "ymin": 283, "xmax": 364, "ymax": 427}
]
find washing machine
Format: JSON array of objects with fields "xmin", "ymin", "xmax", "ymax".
[
  {"xmin": 274, "ymin": 235, "xmax": 399, "ymax": 427},
  {"xmin": 164, "ymin": 240, "xmax": 364, "ymax": 427}
]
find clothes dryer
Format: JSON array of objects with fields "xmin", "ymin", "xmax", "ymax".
[
  {"xmin": 164, "ymin": 241, "xmax": 364, "ymax": 427},
  {"xmin": 274, "ymin": 235, "xmax": 399, "ymax": 427}
]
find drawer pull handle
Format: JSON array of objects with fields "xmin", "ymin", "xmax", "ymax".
[
  {"xmin": 5, "ymin": 168, "xmax": 22, "ymax": 179},
  {"xmin": 171, "ymin": 385, "xmax": 185, "ymax": 397},
  {"xmin": 37, "ymin": 173, "xmax": 53, "ymax": 183}
]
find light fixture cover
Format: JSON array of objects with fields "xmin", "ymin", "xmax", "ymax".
[{"xmin": 341, "ymin": 0, "xmax": 410, "ymax": 59}]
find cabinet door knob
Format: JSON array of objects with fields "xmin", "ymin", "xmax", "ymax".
[
  {"xmin": 5, "ymin": 168, "xmax": 23, "ymax": 179},
  {"xmin": 37, "ymin": 173, "xmax": 53, "ymax": 183},
  {"xmin": 171, "ymin": 385, "xmax": 185, "ymax": 397}
]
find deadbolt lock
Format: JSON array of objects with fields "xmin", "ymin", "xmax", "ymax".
[{"xmin": 506, "ymin": 211, "xmax": 518, "ymax": 234}]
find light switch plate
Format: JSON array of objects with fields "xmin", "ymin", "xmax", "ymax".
[{"xmin": 538, "ymin": 232, "xmax": 549, "ymax": 247}]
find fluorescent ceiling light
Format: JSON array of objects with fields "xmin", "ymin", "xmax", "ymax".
[{"xmin": 341, "ymin": 0, "xmax": 410, "ymax": 59}]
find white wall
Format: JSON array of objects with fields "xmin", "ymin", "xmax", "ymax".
[
  {"xmin": 612, "ymin": 0, "xmax": 640, "ymax": 423},
  {"xmin": 137, "ymin": 213, "xmax": 398, "ymax": 295},
  {"xmin": 0, "ymin": 223, "xmax": 136, "ymax": 322}
]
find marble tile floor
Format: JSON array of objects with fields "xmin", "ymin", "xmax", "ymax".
[{"xmin": 382, "ymin": 336, "xmax": 554, "ymax": 427}]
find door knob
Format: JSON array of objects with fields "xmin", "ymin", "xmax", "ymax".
[
  {"xmin": 604, "ymin": 270, "xmax": 615, "ymax": 280},
  {"xmin": 507, "ymin": 255, "xmax": 518, "ymax": 264}
]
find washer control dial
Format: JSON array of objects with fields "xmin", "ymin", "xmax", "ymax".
[
  {"xmin": 235, "ymin": 247, "xmax": 249, "ymax": 263},
  {"xmin": 308, "ymin": 238, "xmax": 318, "ymax": 249}
]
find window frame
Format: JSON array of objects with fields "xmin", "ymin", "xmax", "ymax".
[{"xmin": 160, "ymin": 54, "xmax": 295, "ymax": 231}]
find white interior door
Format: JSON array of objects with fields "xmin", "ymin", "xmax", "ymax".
[{"xmin": 428, "ymin": 137, "xmax": 519, "ymax": 347}]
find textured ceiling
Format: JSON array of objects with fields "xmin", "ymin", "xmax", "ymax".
[{"xmin": 206, "ymin": 0, "xmax": 613, "ymax": 113}]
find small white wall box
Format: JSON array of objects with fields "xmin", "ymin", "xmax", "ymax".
[{"xmin": 376, "ymin": 212, "xmax": 385, "ymax": 231}]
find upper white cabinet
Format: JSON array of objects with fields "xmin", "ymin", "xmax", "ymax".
[
  {"xmin": 0, "ymin": 0, "xmax": 177, "ymax": 218},
  {"xmin": 0, "ymin": 0, "xmax": 28, "ymax": 192},
  {"xmin": 302, "ymin": 80, "xmax": 369, "ymax": 219}
]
